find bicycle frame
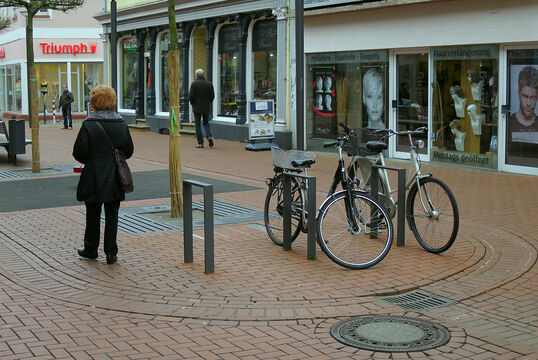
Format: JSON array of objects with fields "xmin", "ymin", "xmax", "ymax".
[{"xmin": 355, "ymin": 128, "xmax": 435, "ymax": 218}]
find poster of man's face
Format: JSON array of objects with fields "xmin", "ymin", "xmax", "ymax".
[
  {"xmin": 509, "ymin": 64, "xmax": 538, "ymax": 145},
  {"xmin": 510, "ymin": 64, "xmax": 538, "ymax": 117}
]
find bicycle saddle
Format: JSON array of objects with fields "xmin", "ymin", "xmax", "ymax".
[
  {"xmin": 291, "ymin": 159, "xmax": 315, "ymax": 168},
  {"xmin": 366, "ymin": 141, "xmax": 388, "ymax": 154}
]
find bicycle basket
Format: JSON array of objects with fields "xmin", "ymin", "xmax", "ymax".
[{"xmin": 271, "ymin": 147, "xmax": 316, "ymax": 170}]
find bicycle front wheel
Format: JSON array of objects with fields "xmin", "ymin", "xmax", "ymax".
[
  {"xmin": 264, "ymin": 174, "xmax": 303, "ymax": 246},
  {"xmin": 317, "ymin": 190, "xmax": 393, "ymax": 269},
  {"xmin": 406, "ymin": 177, "xmax": 459, "ymax": 253}
]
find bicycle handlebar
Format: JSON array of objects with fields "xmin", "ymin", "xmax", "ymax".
[
  {"xmin": 373, "ymin": 126, "xmax": 428, "ymax": 137},
  {"xmin": 323, "ymin": 141, "xmax": 338, "ymax": 148}
]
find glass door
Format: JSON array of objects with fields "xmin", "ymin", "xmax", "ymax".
[
  {"xmin": 500, "ymin": 46, "xmax": 538, "ymax": 175},
  {"xmin": 393, "ymin": 51, "xmax": 429, "ymax": 159}
]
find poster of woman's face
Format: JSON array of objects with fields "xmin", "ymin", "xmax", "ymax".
[{"xmin": 362, "ymin": 68, "xmax": 385, "ymax": 130}]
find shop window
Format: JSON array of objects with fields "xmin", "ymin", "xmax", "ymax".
[
  {"xmin": 121, "ymin": 37, "xmax": 137, "ymax": 110},
  {"xmin": 506, "ymin": 49, "xmax": 538, "ymax": 168},
  {"xmin": 36, "ymin": 63, "xmax": 64, "ymax": 113},
  {"xmin": 252, "ymin": 19, "xmax": 277, "ymax": 109},
  {"xmin": 0, "ymin": 67, "xmax": 5, "ymax": 113},
  {"xmin": 82, "ymin": 63, "xmax": 103, "ymax": 112},
  {"xmin": 305, "ymin": 50, "xmax": 388, "ymax": 149},
  {"xmin": 431, "ymin": 45, "xmax": 498, "ymax": 169},
  {"xmin": 6, "ymin": 64, "xmax": 23, "ymax": 113},
  {"xmin": 35, "ymin": 8, "xmax": 52, "ymax": 18},
  {"xmin": 218, "ymin": 24, "xmax": 240, "ymax": 117},
  {"xmin": 158, "ymin": 31, "xmax": 183, "ymax": 113}
]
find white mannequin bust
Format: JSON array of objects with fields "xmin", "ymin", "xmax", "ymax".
[
  {"xmin": 324, "ymin": 76, "xmax": 332, "ymax": 94},
  {"xmin": 467, "ymin": 70, "xmax": 484, "ymax": 102},
  {"xmin": 315, "ymin": 94, "xmax": 323, "ymax": 110},
  {"xmin": 450, "ymin": 86, "xmax": 467, "ymax": 118},
  {"xmin": 324, "ymin": 94, "xmax": 332, "ymax": 111},
  {"xmin": 449, "ymin": 119, "xmax": 466, "ymax": 151},
  {"xmin": 467, "ymin": 104, "xmax": 485, "ymax": 135},
  {"xmin": 315, "ymin": 76, "xmax": 323, "ymax": 93}
]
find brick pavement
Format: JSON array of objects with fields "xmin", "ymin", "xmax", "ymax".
[{"xmin": 0, "ymin": 122, "xmax": 536, "ymax": 359}]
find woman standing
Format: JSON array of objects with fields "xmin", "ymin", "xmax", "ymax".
[{"xmin": 73, "ymin": 85, "xmax": 134, "ymax": 264}]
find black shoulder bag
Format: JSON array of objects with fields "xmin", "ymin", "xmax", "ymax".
[{"xmin": 95, "ymin": 121, "xmax": 134, "ymax": 193}]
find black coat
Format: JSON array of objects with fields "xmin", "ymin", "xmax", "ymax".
[
  {"xmin": 73, "ymin": 111, "xmax": 134, "ymax": 203},
  {"xmin": 189, "ymin": 78, "xmax": 215, "ymax": 115}
]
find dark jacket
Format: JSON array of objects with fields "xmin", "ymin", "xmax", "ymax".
[
  {"xmin": 59, "ymin": 90, "xmax": 74, "ymax": 109},
  {"xmin": 189, "ymin": 78, "xmax": 215, "ymax": 115},
  {"xmin": 73, "ymin": 111, "xmax": 134, "ymax": 203}
]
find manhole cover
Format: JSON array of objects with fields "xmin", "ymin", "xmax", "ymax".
[{"xmin": 330, "ymin": 315, "xmax": 451, "ymax": 352}]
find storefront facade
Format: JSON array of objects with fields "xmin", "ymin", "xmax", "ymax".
[
  {"xmin": 304, "ymin": 0, "xmax": 538, "ymax": 175},
  {"xmin": 0, "ymin": 5, "xmax": 104, "ymax": 121},
  {"xmin": 97, "ymin": 0, "xmax": 291, "ymax": 145}
]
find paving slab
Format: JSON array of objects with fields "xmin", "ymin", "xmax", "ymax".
[{"xmin": 0, "ymin": 123, "xmax": 536, "ymax": 359}]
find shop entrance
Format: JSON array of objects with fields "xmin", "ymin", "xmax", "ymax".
[{"xmin": 392, "ymin": 51, "xmax": 429, "ymax": 161}]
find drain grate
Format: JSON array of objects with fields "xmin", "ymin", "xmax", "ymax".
[
  {"xmin": 379, "ymin": 290, "xmax": 456, "ymax": 310},
  {"xmin": 97, "ymin": 200, "xmax": 264, "ymax": 234},
  {"xmin": 330, "ymin": 315, "xmax": 451, "ymax": 352},
  {"xmin": 0, "ymin": 164, "xmax": 76, "ymax": 179}
]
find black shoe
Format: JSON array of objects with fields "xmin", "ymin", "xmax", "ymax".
[
  {"xmin": 208, "ymin": 136, "xmax": 214, "ymax": 147},
  {"xmin": 196, "ymin": 143, "xmax": 204, "ymax": 148},
  {"xmin": 78, "ymin": 247, "xmax": 97, "ymax": 259},
  {"xmin": 106, "ymin": 254, "xmax": 117, "ymax": 264}
]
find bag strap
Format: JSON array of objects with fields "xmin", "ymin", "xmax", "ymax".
[{"xmin": 94, "ymin": 121, "xmax": 116, "ymax": 152}]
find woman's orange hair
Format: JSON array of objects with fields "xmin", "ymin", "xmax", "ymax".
[{"xmin": 89, "ymin": 85, "xmax": 117, "ymax": 111}]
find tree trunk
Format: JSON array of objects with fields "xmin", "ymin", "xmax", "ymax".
[
  {"xmin": 26, "ymin": 14, "xmax": 40, "ymax": 173},
  {"xmin": 168, "ymin": 0, "xmax": 182, "ymax": 217},
  {"xmin": 168, "ymin": 50, "xmax": 182, "ymax": 217}
]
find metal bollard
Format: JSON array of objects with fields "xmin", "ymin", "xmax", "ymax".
[
  {"xmin": 282, "ymin": 172, "xmax": 317, "ymax": 260},
  {"xmin": 371, "ymin": 165, "xmax": 406, "ymax": 246},
  {"xmin": 183, "ymin": 179, "xmax": 214, "ymax": 274}
]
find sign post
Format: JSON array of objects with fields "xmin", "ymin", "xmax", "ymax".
[{"xmin": 245, "ymin": 100, "xmax": 275, "ymax": 151}]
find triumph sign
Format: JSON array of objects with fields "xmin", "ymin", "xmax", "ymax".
[{"xmin": 40, "ymin": 41, "xmax": 98, "ymax": 56}]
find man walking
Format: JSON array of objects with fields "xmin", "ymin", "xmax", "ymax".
[
  {"xmin": 59, "ymin": 84, "xmax": 74, "ymax": 129},
  {"xmin": 189, "ymin": 69, "xmax": 215, "ymax": 148}
]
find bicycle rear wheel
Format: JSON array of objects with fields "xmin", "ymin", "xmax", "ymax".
[
  {"xmin": 264, "ymin": 174, "xmax": 303, "ymax": 246},
  {"xmin": 406, "ymin": 177, "xmax": 459, "ymax": 253},
  {"xmin": 317, "ymin": 189, "xmax": 393, "ymax": 269}
]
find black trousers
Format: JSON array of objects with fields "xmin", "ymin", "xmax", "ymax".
[{"xmin": 84, "ymin": 201, "xmax": 120, "ymax": 256}]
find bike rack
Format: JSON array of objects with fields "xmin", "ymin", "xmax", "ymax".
[
  {"xmin": 282, "ymin": 172, "xmax": 317, "ymax": 260},
  {"xmin": 183, "ymin": 179, "xmax": 214, "ymax": 274},
  {"xmin": 371, "ymin": 165, "xmax": 406, "ymax": 247}
]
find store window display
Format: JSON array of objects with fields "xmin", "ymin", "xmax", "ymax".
[
  {"xmin": 305, "ymin": 50, "xmax": 388, "ymax": 147},
  {"xmin": 3, "ymin": 64, "xmax": 22, "ymax": 112},
  {"xmin": 252, "ymin": 19, "xmax": 277, "ymax": 109},
  {"xmin": 121, "ymin": 37, "xmax": 137, "ymax": 110},
  {"xmin": 159, "ymin": 31, "xmax": 183, "ymax": 113},
  {"xmin": 431, "ymin": 45, "xmax": 498, "ymax": 168},
  {"xmin": 218, "ymin": 24, "xmax": 240, "ymax": 117}
]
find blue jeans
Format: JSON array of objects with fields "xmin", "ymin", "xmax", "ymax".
[
  {"xmin": 194, "ymin": 113, "xmax": 212, "ymax": 144},
  {"xmin": 62, "ymin": 107, "xmax": 72, "ymax": 128}
]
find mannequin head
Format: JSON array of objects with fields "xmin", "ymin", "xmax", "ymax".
[
  {"xmin": 467, "ymin": 70, "xmax": 480, "ymax": 84},
  {"xmin": 315, "ymin": 76, "xmax": 323, "ymax": 92},
  {"xmin": 449, "ymin": 119, "xmax": 462, "ymax": 131},
  {"xmin": 363, "ymin": 68, "xmax": 384, "ymax": 125},
  {"xmin": 467, "ymin": 104, "xmax": 478, "ymax": 117},
  {"xmin": 450, "ymin": 85, "xmax": 464, "ymax": 99}
]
